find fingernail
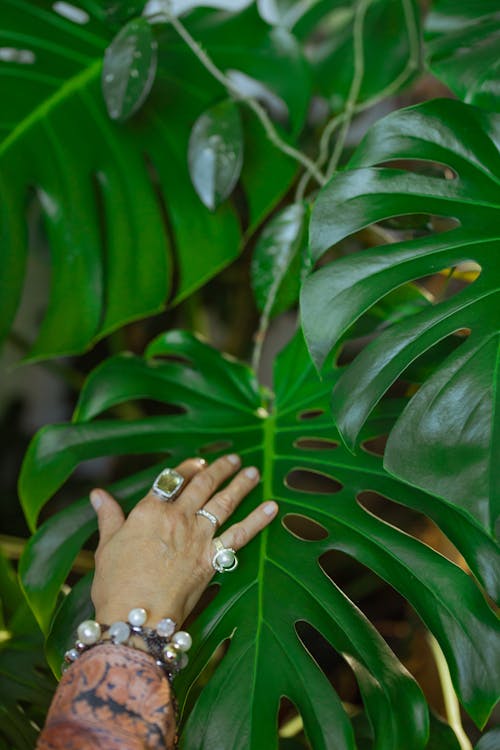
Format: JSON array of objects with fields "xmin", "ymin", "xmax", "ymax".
[
  {"xmin": 90, "ymin": 489, "xmax": 105, "ymax": 510},
  {"xmin": 196, "ymin": 457, "xmax": 207, "ymax": 466},
  {"xmin": 245, "ymin": 466, "xmax": 259, "ymax": 480},
  {"xmin": 263, "ymin": 502, "xmax": 278, "ymax": 517},
  {"xmin": 227, "ymin": 454, "xmax": 241, "ymax": 466}
]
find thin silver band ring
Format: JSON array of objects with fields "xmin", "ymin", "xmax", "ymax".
[{"xmin": 195, "ymin": 509, "xmax": 220, "ymax": 528}]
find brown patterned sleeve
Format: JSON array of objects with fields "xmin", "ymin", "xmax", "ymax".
[{"xmin": 37, "ymin": 643, "xmax": 177, "ymax": 750}]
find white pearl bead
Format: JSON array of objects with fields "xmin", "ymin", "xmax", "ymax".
[
  {"xmin": 77, "ymin": 620, "xmax": 101, "ymax": 645},
  {"xmin": 109, "ymin": 621, "xmax": 131, "ymax": 644},
  {"xmin": 156, "ymin": 618, "xmax": 176, "ymax": 637},
  {"xmin": 128, "ymin": 607, "xmax": 147, "ymax": 626},
  {"xmin": 172, "ymin": 630, "xmax": 192, "ymax": 652},
  {"xmin": 219, "ymin": 549, "xmax": 235, "ymax": 567},
  {"xmin": 179, "ymin": 652, "xmax": 189, "ymax": 670}
]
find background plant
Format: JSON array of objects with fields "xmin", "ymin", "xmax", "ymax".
[{"xmin": 0, "ymin": 1, "xmax": 499, "ymax": 748}]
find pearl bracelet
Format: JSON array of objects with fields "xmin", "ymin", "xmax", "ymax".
[{"xmin": 63, "ymin": 607, "xmax": 192, "ymax": 678}]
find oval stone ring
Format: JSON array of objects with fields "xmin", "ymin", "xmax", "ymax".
[{"xmin": 212, "ymin": 538, "xmax": 238, "ymax": 573}]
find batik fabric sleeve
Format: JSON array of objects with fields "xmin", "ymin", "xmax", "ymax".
[{"xmin": 37, "ymin": 642, "xmax": 177, "ymax": 749}]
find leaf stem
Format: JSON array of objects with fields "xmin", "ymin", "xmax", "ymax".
[
  {"xmin": 426, "ymin": 633, "xmax": 472, "ymax": 750},
  {"xmin": 163, "ymin": 11, "xmax": 326, "ymax": 186},
  {"xmin": 294, "ymin": 0, "xmax": 420, "ymax": 200}
]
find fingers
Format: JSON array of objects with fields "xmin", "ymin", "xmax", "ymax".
[
  {"xmin": 201, "ymin": 465, "xmax": 261, "ymax": 526},
  {"xmin": 137, "ymin": 457, "xmax": 207, "ymax": 509},
  {"xmin": 217, "ymin": 501, "xmax": 278, "ymax": 553},
  {"xmin": 179, "ymin": 454, "xmax": 242, "ymax": 513},
  {"xmin": 90, "ymin": 488, "xmax": 125, "ymax": 549}
]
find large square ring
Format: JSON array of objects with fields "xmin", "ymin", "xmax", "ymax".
[{"xmin": 152, "ymin": 468, "xmax": 185, "ymax": 502}]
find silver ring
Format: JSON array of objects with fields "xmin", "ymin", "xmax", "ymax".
[
  {"xmin": 195, "ymin": 509, "xmax": 220, "ymax": 528},
  {"xmin": 212, "ymin": 538, "xmax": 238, "ymax": 573},
  {"xmin": 152, "ymin": 468, "xmax": 185, "ymax": 502}
]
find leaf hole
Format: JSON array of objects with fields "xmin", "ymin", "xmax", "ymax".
[
  {"xmin": 297, "ymin": 409, "xmax": 325, "ymax": 421},
  {"xmin": 295, "ymin": 621, "xmax": 360, "ymax": 706},
  {"xmin": 360, "ymin": 435, "xmax": 388, "ymax": 457},
  {"xmin": 199, "ymin": 440, "xmax": 234, "ymax": 455},
  {"xmin": 294, "ymin": 437, "xmax": 339, "ymax": 451},
  {"xmin": 278, "ymin": 697, "xmax": 310, "ymax": 746},
  {"xmin": 282, "ymin": 513, "xmax": 329, "ymax": 541},
  {"xmin": 285, "ymin": 468, "xmax": 342, "ymax": 495},
  {"xmin": 378, "ymin": 159, "xmax": 458, "ymax": 181},
  {"xmin": 356, "ymin": 491, "xmax": 466, "ymax": 567}
]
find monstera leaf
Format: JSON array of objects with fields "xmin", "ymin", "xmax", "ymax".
[
  {"xmin": 19, "ymin": 330, "xmax": 500, "ymax": 747},
  {"xmin": 0, "ymin": 550, "xmax": 57, "ymax": 749},
  {"xmin": 0, "ymin": 1, "xmax": 308, "ymax": 360},
  {"xmin": 425, "ymin": 0, "xmax": 500, "ymax": 111},
  {"xmin": 301, "ymin": 98, "xmax": 500, "ymax": 539}
]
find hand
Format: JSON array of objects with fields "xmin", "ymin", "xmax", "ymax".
[{"xmin": 89, "ymin": 455, "xmax": 278, "ymax": 628}]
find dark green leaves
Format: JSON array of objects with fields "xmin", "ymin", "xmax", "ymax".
[
  {"xmin": 301, "ymin": 99, "xmax": 500, "ymax": 536},
  {"xmin": 188, "ymin": 100, "xmax": 243, "ymax": 210},
  {"xmin": 0, "ymin": 3, "xmax": 306, "ymax": 360},
  {"xmin": 425, "ymin": 0, "xmax": 500, "ymax": 111},
  {"xmin": 19, "ymin": 331, "xmax": 500, "ymax": 746},
  {"xmin": 0, "ymin": 550, "xmax": 56, "ymax": 749},
  {"xmin": 306, "ymin": 0, "xmax": 421, "ymax": 110},
  {"xmin": 251, "ymin": 203, "xmax": 309, "ymax": 317},
  {"xmin": 102, "ymin": 17, "xmax": 157, "ymax": 121}
]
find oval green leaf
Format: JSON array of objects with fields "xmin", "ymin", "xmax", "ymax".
[
  {"xmin": 102, "ymin": 16, "xmax": 158, "ymax": 121},
  {"xmin": 188, "ymin": 99, "xmax": 244, "ymax": 211},
  {"xmin": 251, "ymin": 202, "xmax": 309, "ymax": 317}
]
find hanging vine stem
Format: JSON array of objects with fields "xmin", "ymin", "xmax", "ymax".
[
  {"xmin": 161, "ymin": 11, "xmax": 327, "ymax": 187},
  {"xmin": 295, "ymin": 0, "xmax": 420, "ymax": 200}
]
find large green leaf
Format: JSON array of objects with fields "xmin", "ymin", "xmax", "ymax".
[
  {"xmin": 301, "ymin": 98, "xmax": 500, "ymax": 538},
  {"xmin": 425, "ymin": 0, "xmax": 500, "ymax": 111},
  {"xmin": 0, "ymin": 549, "xmax": 56, "ymax": 748},
  {"xmin": 0, "ymin": 2, "xmax": 308, "ymax": 360},
  {"xmin": 19, "ymin": 330, "xmax": 500, "ymax": 747}
]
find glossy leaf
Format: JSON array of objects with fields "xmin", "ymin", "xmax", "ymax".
[
  {"xmin": 0, "ymin": 3, "xmax": 307, "ymax": 360},
  {"xmin": 19, "ymin": 331, "xmax": 500, "ymax": 746},
  {"xmin": 251, "ymin": 202, "xmax": 309, "ymax": 317},
  {"xmin": 301, "ymin": 99, "xmax": 500, "ymax": 536},
  {"xmin": 306, "ymin": 0, "xmax": 421, "ymax": 111},
  {"xmin": 0, "ymin": 550, "xmax": 56, "ymax": 748},
  {"xmin": 425, "ymin": 0, "xmax": 500, "ymax": 111},
  {"xmin": 102, "ymin": 17, "xmax": 157, "ymax": 121},
  {"xmin": 475, "ymin": 728, "xmax": 500, "ymax": 750},
  {"xmin": 188, "ymin": 100, "xmax": 243, "ymax": 210}
]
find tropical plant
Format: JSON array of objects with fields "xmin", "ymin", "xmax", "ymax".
[{"xmin": 0, "ymin": 0, "xmax": 499, "ymax": 748}]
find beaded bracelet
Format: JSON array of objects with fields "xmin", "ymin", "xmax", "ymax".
[{"xmin": 63, "ymin": 607, "xmax": 192, "ymax": 679}]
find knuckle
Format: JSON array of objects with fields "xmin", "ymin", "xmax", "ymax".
[
  {"xmin": 231, "ymin": 524, "xmax": 248, "ymax": 549},
  {"xmin": 214, "ymin": 491, "xmax": 233, "ymax": 515},
  {"xmin": 193, "ymin": 470, "xmax": 216, "ymax": 494}
]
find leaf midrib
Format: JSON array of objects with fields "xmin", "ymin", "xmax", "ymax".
[{"xmin": 0, "ymin": 58, "xmax": 102, "ymax": 157}]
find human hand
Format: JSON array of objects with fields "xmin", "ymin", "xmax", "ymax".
[{"xmin": 89, "ymin": 454, "xmax": 278, "ymax": 628}]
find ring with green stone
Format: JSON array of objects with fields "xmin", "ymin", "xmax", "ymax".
[{"xmin": 152, "ymin": 468, "xmax": 185, "ymax": 502}]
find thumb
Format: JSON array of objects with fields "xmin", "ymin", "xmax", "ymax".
[{"xmin": 90, "ymin": 488, "xmax": 125, "ymax": 548}]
